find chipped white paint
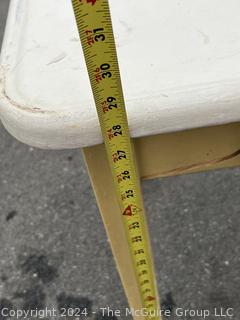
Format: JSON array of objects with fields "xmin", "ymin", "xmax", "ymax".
[{"xmin": 1, "ymin": 0, "xmax": 240, "ymax": 149}]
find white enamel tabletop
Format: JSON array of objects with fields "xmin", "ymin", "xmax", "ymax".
[{"xmin": 1, "ymin": 0, "xmax": 240, "ymax": 149}]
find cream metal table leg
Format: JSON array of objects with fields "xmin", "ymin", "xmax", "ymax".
[{"xmin": 83, "ymin": 145, "xmax": 146, "ymax": 320}]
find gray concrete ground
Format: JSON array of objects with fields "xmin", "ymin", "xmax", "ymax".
[{"xmin": 0, "ymin": 1, "xmax": 239, "ymax": 319}]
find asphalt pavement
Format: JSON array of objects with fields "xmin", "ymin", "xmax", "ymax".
[{"xmin": 0, "ymin": 1, "xmax": 239, "ymax": 319}]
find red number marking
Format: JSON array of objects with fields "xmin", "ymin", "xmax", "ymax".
[
  {"xmin": 79, "ymin": 0, "xmax": 96, "ymax": 5},
  {"xmin": 87, "ymin": 0, "xmax": 96, "ymax": 5}
]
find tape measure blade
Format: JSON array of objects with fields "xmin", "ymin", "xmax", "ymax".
[{"xmin": 72, "ymin": 1, "xmax": 160, "ymax": 319}]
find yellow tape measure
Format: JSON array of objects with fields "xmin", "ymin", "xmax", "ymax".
[{"xmin": 72, "ymin": 1, "xmax": 160, "ymax": 318}]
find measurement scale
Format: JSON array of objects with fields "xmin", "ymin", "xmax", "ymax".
[{"xmin": 72, "ymin": 1, "xmax": 160, "ymax": 319}]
